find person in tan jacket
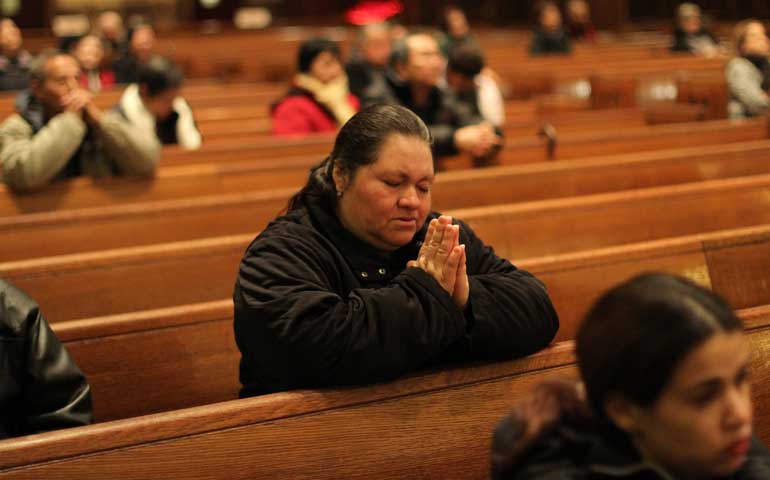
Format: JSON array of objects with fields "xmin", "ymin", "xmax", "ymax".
[{"xmin": 0, "ymin": 50, "xmax": 159, "ymax": 192}]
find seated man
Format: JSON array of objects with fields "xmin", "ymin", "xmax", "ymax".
[
  {"xmin": 346, "ymin": 22, "xmax": 392, "ymax": 100},
  {"xmin": 363, "ymin": 31, "xmax": 500, "ymax": 159},
  {"xmin": 446, "ymin": 44, "xmax": 505, "ymax": 128},
  {"xmin": 113, "ymin": 56, "xmax": 201, "ymax": 149},
  {"xmin": 0, "ymin": 50, "xmax": 160, "ymax": 191},
  {"xmin": 113, "ymin": 23, "xmax": 156, "ymax": 84},
  {"xmin": 0, "ymin": 279, "xmax": 93, "ymax": 439},
  {"xmin": 671, "ymin": 2, "xmax": 721, "ymax": 57},
  {"xmin": 0, "ymin": 19, "xmax": 32, "ymax": 91},
  {"xmin": 530, "ymin": 1, "xmax": 572, "ymax": 55},
  {"xmin": 564, "ymin": 0, "xmax": 596, "ymax": 42}
]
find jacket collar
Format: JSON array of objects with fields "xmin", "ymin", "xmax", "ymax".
[
  {"xmin": 555, "ymin": 424, "xmax": 678, "ymax": 479},
  {"xmin": 386, "ymin": 74, "xmax": 443, "ymax": 116},
  {"xmin": 302, "ymin": 192, "xmax": 433, "ymax": 283},
  {"xmin": 117, "ymin": 84, "xmax": 156, "ymax": 132},
  {"xmin": 15, "ymin": 90, "xmax": 47, "ymax": 133}
]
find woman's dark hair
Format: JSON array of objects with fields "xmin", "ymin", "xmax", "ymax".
[
  {"xmin": 137, "ymin": 56, "xmax": 183, "ymax": 97},
  {"xmin": 287, "ymin": 104, "xmax": 432, "ymax": 212},
  {"xmin": 576, "ymin": 273, "xmax": 743, "ymax": 419},
  {"xmin": 297, "ymin": 37, "xmax": 340, "ymax": 73}
]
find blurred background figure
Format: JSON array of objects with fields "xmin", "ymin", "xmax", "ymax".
[
  {"xmin": 438, "ymin": 5, "xmax": 479, "ymax": 57},
  {"xmin": 72, "ymin": 34, "xmax": 115, "ymax": 92},
  {"xmin": 726, "ymin": 19, "xmax": 770, "ymax": 119},
  {"xmin": 94, "ymin": 10, "xmax": 128, "ymax": 54},
  {"xmin": 114, "ymin": 23, "xmax": 156, "ymax": 84},
  {"xmin": 0, "ymin": 279, "xmax": 93, "ymax": 439},
  {"xmin": 0, "ymin": 18, "xmax": 31, "ymax": 91},
  {"xmin": 346, "ymin": 22, "xmax": 392, "ymax": 100},
  {"xmin": 114, "ymin": 56, "xmax": 201, "ymax": 149},
  {"xmin": 530, "ymin": 1, "xmax": 571, "ymax": 55},
  {"xmin": 564, "ymin": 0, "xmax": 596, "ymax": 42},
  {"xmin": 671, "ymin": 2, "xmax": 721, "ymax": 56},
  {"xmin": 446, "ymin": 44, "xmax": 505, "ymax": 128},
  {"xmin": 272, "ymin": 37, "xmax": 358, "ymax": 136},
  {"xmin": 365, "ymin": 32, "xmax": 500, "ymax": 160}
]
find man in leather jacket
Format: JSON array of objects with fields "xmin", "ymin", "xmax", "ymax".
[{"xmin": 0, "ymin": 279, "xmax": 92, "ymax": 439}]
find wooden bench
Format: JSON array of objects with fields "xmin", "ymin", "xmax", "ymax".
[
  {"xmin": 158, "ymin": 117, "xmax": 766, "ymax": 169},
  {"xmin": 6, "ymin": 176, "xmax": 770, "ymax": 320},
  {"xmin": 51, "ymin": 223, "xmax": 770, "ymax": 422},
  {"xmin": 2, "ymin": 312, "xmax": 768, "ymax": 479},
  {"xmin": 5, "ymin": 139, "xmax": 770, "ymax": 216},
  {"xmin": 5, "ymin": 170, "xmax": 770, "ymax": 263}
]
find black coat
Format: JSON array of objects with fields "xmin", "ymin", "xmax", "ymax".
[
  {"xmin": 361, "ymin": 73, "xmax": 485, "ymax": 157},
  {"xmin": 233, "ymin": 194, "xmax": 559, "ymax": 397},
  {"xmin": 530, "ymin": 28, "xmax": 572, "ymax": 55},
  {"xmin": 671, "ymin": 28, "xmax": 720, "ymax": 53},
  {"xmin": 0, "ymin": 280, "xmax": 92, "ymax": 439},
  {"xmin": 493, "ymin": 417, "xmax": 770, "ymax": 480}
]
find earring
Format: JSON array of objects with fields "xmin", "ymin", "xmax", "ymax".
[{"xmin": 336, "ymin": 190, "xmax": 343, "ymax": 198}]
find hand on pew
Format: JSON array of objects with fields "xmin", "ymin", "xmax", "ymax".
[{"xmin": 454, "ymin": 122, "xmax": 502, "ymax": 158}]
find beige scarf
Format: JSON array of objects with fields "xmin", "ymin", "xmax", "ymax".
[{"xmin": 294, "ymin": 73, "xmax": 356, "ymax": 125}]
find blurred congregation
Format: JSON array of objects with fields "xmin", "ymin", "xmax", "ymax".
[{"xmin": 3, "ymin": 1, "xmax": 770, "ymax": 479}]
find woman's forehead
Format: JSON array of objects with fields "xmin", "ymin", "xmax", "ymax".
[
  {"xmin": 370, "ymin": 134, "xmax": 433, "ymax": 175},
  {"xmin": 669, "ymin": 332, "xmax": 749, "ymax": 391}
]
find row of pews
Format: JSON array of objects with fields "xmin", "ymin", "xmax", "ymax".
[{"xmin": 1, "ymin": 28, "xmax": 769, "ymax": 479}]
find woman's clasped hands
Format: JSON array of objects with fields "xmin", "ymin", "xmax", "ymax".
[{"xmin": 408, "ymin": 216, "xmax": 469, "ymax": 310}]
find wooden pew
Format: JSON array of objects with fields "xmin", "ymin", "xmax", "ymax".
[
  {"xmin": 53, "ymin": 223, "xmax": 770, "ymax": 422},
  {"xmin": 5, "ymin": 170, "xmax": 770, "ymax": 263},
  {"xmin": 5, "ymin": 138, "xmax": 770, "ymax": 216},
  {"xmin": 6, "ymin": 175, "xmax": 770, "ymax": 320},
  {"xmin": 2, "ymin": 312, "xmax": 769, "ymax": 479},
  {"xmin": 53, "ymin": 225, "xmax": 770, "ymax": 421},
  {"xmin": 160, "ymin": 117, "xmax": 766, "ymax": 168},
  {"xmin": 494, "ymin": 118, "xmax": 767, "ymax": 164}
]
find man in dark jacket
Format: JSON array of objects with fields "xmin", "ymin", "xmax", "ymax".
[
  {"xmin": 362, "ymin": 32, "xmax": 500, "ymax": 159},
  {"xmin": 530, "ymin": 1, "xmax": 572, "ymax": 55},
  {"xmin": 0, "ymin": 280, "xmax": 93, "ymax": 439},
  {"xmin": 670, "ymin": 2, "xmax": 721, "ymax": 57},
  {"xmin": 113, "ymin": 23, "xmax": 156, "ymax": 84},
  {"xmin": 0, "ymin": 19, "xmax": 32, "ymax": 91},
  {"xmin": 345, "ymin": 22, "xmax": 392, "ymax": 100}
]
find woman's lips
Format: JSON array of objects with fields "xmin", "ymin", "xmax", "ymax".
[{"xmin": 726, "ymin": 437, "xmax": 751, "ymax": 458}]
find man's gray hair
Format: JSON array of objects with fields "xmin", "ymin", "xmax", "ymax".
[
  {"xmin": 28, "ymin": 49, "xmax": 71, "ymax": 83},
  {"xmin": 389, "ymin": 30, "xmax": 439, "ymax": 68}
]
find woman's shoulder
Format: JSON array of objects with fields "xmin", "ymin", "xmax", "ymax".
[{"xmin": 247, "ymin": 207, "xmax": 319, "ymax": 249}]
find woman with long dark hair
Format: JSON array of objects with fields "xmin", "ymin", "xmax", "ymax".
[{"xmin": 492, "ymin": 273, "xmax": 770, "ymax": 479}]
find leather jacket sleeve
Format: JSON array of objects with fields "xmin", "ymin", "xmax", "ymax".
[{"xmin": 0, "ymin": 280, "xmax": 93, "ymax": 438}]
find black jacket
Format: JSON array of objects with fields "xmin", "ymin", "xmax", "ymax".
[
  {"xmin": 671, "ymin": 28, "xmax": 720, "ymax": 53},
  {"xmin": 0, "ymin": 280, "xmax": 93, "ymax": 439},
  {"xmin": 0, "ymin": 51, "xmax": 31, "ymax": 91},
  {"xmin": 233, "ymin": 194, "xmax": 559, "ymax": 397},
  {"xmin": 530, "ymin": 28, "xmax": 572, "ymax": 55},
  {"xmin": 361, "ymin": 73, "xmax": 484, "ymax": 157},
  {"xmin": 493, "ymin": 406, "xmax": 770, "ymax": 480}
]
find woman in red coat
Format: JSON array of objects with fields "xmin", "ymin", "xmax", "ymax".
[
  {"xmin": 73, "ymin": 34, "xmax": 116, "ymax": 92},
  {"xmin": 272, "ymin": 37, "xmax": 359, "ymax": 136}
]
